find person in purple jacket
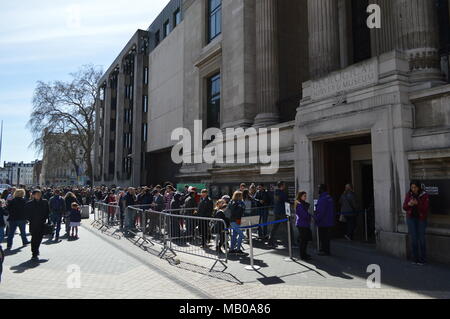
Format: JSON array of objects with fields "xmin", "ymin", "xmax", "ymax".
[
  {"xmin": 314, "ymin": 184, "xmax": 335, "ymax": 256},
  {"xmin": 295, "ymin": 191, "xmax": 313, "ymax": 261}
]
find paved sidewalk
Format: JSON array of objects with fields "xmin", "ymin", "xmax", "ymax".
[
  {"xmin": 1, "ymin": 218, "xmax": 450, "ymax": 299},
  {"xmin": 0, "ymin": 225, "xmax": 205, "ymax": 299},
  {"xmin": 83, "ymin": 220, "xmax": 450, "ymax": 299}
]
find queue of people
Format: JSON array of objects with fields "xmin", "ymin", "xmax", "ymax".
[{"xmin": 0, "ymin": 180, "xmax": 432, "ymax": 271}]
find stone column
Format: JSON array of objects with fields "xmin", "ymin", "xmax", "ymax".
[
  {"xmin": 394, "ymin": 0, "xmax": 442, "ymax": 82},
  {"xmin": 254, "ymin": 0, "xmax": 280, "ymax": 128},
  {"xmin": 307, "ymin": 0, "xmax": 340, "ymax": 79},
  {"xmin": 370, "ymin": 0, "xmax": 396, "ymax": 56}
]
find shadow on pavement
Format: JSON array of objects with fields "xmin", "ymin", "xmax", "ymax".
[
  {"xmin": 4, "ymin": 248, "xmax": 23, "ymax": 257},
  {"xmin": 10, "ymin": 259, "xmax": 49, "ymax": 274},
  {"xmin": 167, "ymin": 259, "xmax": 243, "ymax": 285}
]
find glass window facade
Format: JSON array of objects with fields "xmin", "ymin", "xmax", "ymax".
[
  {"xmin": 208, "ymin": 0, "xmax": 221, "ymax": 42},
  {"xmin": 174, "ymin": 9, "xmax": 181, "ymax": 27},
  {"xmin": 164, "ymin": 20, "xmax": 170, "ymax": 37},
  {"xmin": 207, "ymin": 73, "xmax": 221, "ymax": 129}
]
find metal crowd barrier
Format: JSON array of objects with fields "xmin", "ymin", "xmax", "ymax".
[
  {"xmin": 92, "ymin": 203, "xmax": 298, "ymax": 272},
  {"xmin": 124, "ymin": 206, "xmax": 167, "ymax": 252},
  {"xmin": 92, "ymin": 202, "xmax": 121, "ymax": 237},
  {"xmin": 162, "ymin": 208, "xmax": 229, "ymax": 272},
  {"xmin": 115, "ymin": 206, "xmax": 229, "ymax": 272}
]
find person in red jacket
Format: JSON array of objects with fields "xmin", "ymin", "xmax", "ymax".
[{"xmin": 403, "ymin": 181, "xmax": 430, "ymax": 265}]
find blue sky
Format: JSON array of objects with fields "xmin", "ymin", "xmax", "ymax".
[{"xmin": 0, "ymin": 0, "xmax": 169, "ymax": 166}]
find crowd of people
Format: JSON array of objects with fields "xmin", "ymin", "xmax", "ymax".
[
  {"xmin": 0, "ymin": 187, "xmax": 90, "ymax": 264},
  {"xmin": 0, "ymin": 179, "xmax": 431, "ymax": 284},
  {"xmin": 92, "ymin": 181, "xmax": 335, "ymax": 259}
]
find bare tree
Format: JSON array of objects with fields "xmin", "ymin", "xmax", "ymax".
[{"xmin": 28, "ymin": 65, "xmax": 102, "ymax": 184}]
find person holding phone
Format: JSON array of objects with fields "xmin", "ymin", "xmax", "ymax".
[{"xmin": 403, "ymin": 181, "xmax": 429, "ymax": 265}]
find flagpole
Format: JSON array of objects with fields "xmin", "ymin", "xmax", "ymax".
[{"xmin": 0, "ymin": 120, "xmax": 3, "ymax": 167}]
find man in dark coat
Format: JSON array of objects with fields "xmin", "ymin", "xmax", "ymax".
[
  {"xmin": 314, "ymin": 184, "xmax": 336, "ymax": 256},
  {"xmin": 255, "ymin": 183, "xmax": 271, "ymax": 240},
  {"xmin": 123, "ymin": 188, "xmax": 137, "ymax": 233},
  {"xmin": 183, "ymin": 188, "xmax": 198, "ymax": 241},
  {"xmin": 25, "ymin": 190, "xmax": 50, "ymax": 261},
  {"xmin": 268, "ymin": 182, "xmax": 291, "ymax": 248},
  {"xmin": 198, "ymin": 189, "xmax": 214, "ymax": 248},
  {"xmin": 49, "ymin": 189, "xmax": 66, "ymax": 241}
]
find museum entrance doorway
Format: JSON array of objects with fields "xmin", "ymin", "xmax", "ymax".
[{"xmin": 314, "ymin": 134, "xmax": 375, "ymax": 242}]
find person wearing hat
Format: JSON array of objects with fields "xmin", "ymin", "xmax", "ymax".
[
  {"xmin": 25, "ymin": 189, "xmax": 50, "ymax": 261},
  {"xmin": 221, "ymin": 195, "xmax": 231, "ymax": 205}
]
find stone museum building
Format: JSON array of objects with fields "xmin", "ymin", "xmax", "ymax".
[{"xmin": 94, "ymin": 0, "xmax": 450, "ymax": 263}]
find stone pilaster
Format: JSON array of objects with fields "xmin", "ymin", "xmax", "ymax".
[
  {"xmin": 307, "ymin": 0, "xmax": 340, "ymax": 79},
  {"xmin": 132, "ymin": 52, "xmax": 144, "ymax": 187},
  {"xmin": 102, "ymin": 82, "xmax": 112, "ymax": 182},
  {"xmin": 114, "ymin": 70, "xmax": 125, "ymax": 183},
  {"xmin": 254, "ymin": 0, "xmax": 280, "ymax": 127}
]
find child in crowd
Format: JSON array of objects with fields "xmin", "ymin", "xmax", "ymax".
[{"xmin": 69, "ymin": 202, "xmax": 82, "ymax": 239}]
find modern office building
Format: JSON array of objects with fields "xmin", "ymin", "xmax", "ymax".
[{"xmin": 94, "ymin": 0, "xmax": 450, "ymax": 263}]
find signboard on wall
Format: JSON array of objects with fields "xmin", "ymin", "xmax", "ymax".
[{"xmin": 422, "ymin": 180, "xmax": 450, "ymax": 216}]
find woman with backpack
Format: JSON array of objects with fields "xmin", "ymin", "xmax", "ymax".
[{"xmin": 228, "ymin": 191, "xmax": 246, "ymax": 255}]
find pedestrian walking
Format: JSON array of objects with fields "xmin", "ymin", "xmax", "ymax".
[
  {"xmin": 25, "ymin": 190, "xmax": 50, "ymax": 261},
  {"xmin": 403, "ymin": 181, "xmax": 430, "ymax": 265},
  {"xmin": 339, "ymin": 184, "xmax": 358, "ymax": 241},
  {"xmin": 0, "ymin": 199, "xmax": 7, "ymax": 247},
  {"xmin": 314, "ymin": 184, "xmax": 335, "ymax": 256},
  {"xmin": 5, "ymin": 189, "xmax": 30, "ymax": 251},
  {"xmin": 49, "ymin": 189, "xmax": 66, "ymax": 241},
  {"xmin": 295, "ymin": 191, "xmax": 313, "ymax": 261}
]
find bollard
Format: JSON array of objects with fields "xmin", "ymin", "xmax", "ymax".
[
  {"xmin": 245, "ymin": 224, "xmax": 260, "ymax": 271},
  {"xmin": 284, "ymin": 216, "xmax": 295, "ymax": 262}
]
